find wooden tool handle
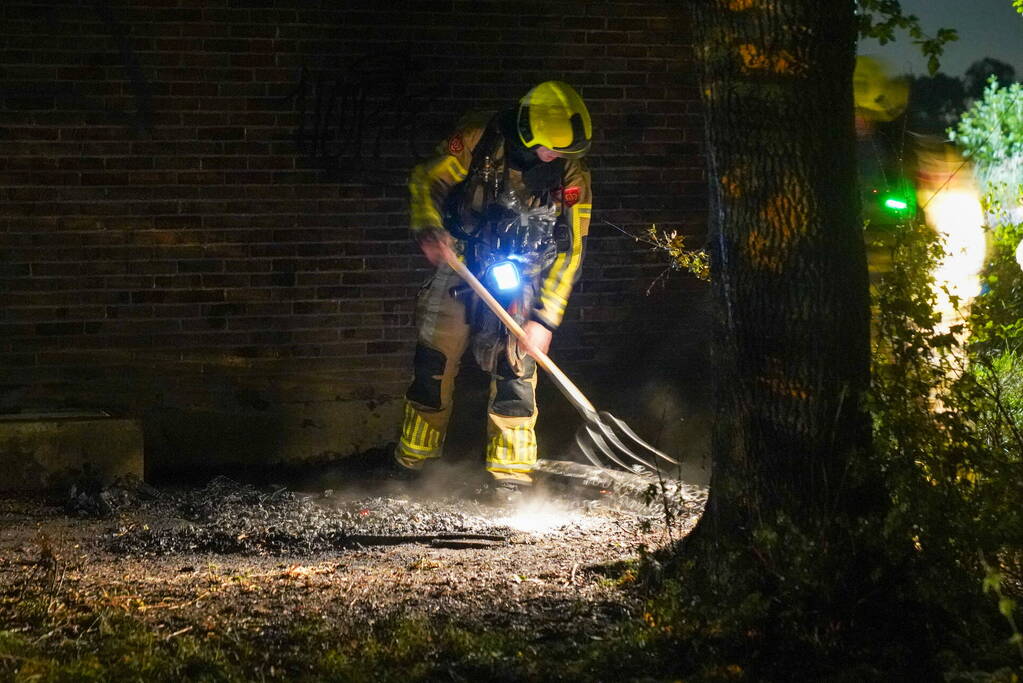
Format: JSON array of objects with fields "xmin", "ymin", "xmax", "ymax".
[{"xmin": 442, "ymin": 248, "xmax": 597, "ymax": 415}]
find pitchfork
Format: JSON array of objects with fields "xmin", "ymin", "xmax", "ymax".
[{"xmin": 443, "ymin": 249, "xmax": 679, "ymax": 474}]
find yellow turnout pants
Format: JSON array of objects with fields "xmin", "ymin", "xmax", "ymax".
[{"xmin": 397, "ymin": 263, "xmax": 539, "ymax": 484}]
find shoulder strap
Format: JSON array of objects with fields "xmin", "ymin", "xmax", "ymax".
[
  {"xmin": 443, "ymin": 114, "xmax": 505, "ymax": 240},
  {"xmin": 466, "ymin": 114, "xmax": 504, "ymax": 181}
]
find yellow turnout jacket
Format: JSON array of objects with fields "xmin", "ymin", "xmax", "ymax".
[{"xmin": 408, "ymin": 113, "xmax": 592, "ymax": 330}]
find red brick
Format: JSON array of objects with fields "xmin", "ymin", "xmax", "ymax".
[{"xmin": 1, "ymin": 0, "xmax": 704, "ymax": 447}]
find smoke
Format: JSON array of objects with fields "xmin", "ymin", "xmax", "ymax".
[{"xmin": 494, "ymin": 496, "xmax": 599, "ymax": 534}]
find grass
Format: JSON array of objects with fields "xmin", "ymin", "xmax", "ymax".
[
  {"xmin": 0, "ymin": 606, "xmax": 614, "ymax": 682},
  {"xmin": 0, "ymin": 579, "xmax": 661, "ymax": 682},
  {"xmin": 6, "ymin": 561, "xmax": 1020, "ymax": 682},
  {"xmin": 4, "ymin": 509, "xmax": 1019, "ymax": 681}
]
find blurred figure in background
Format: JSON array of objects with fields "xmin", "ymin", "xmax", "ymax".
[{"xmin": 855, "ymin": 56, "xmax": 986, "ymax": 340}]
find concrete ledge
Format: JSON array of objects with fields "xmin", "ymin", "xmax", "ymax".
[
  {"xmin": 0, "ymin": 412, "xmax": 144, "ymax": 491},
  {"xmin": 144, "ymin": 398, "xmax": 403, "ymax": 475}
]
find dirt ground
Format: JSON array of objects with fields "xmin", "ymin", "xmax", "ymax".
[{"xmin": 0, "ymin": 462, "xmax": 706, "ymax": 678}]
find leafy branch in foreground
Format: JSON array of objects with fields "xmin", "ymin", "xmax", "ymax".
[
  {"xmin": 981, "ymin": 552, "xmax": 1023, "ymax": 659},
  {"xmin": 643, "ymin": 226, "xmax": 710, "ymax": 282},
  {"xmin": 856, "ymin": 0, "xmax": 958, "ymax": 74},
  {"xmin": 603, "ymin": 220, "xmax": 709, "ymax": 293}
]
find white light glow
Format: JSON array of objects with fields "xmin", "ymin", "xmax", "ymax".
[
  {"xmin": 923, "ymin": 189, "xmax": 986, "ymax": 323},
  {"xmin": 491, "ymin": 261, "xmax": 520, "ymax": 291},
  {"xmin": 914, "ymin": 147, "xmax": 987, "ymax": 340},
  {"xmin": 495, "ymin": 499, "xmax": 595, "ymax": 534}
]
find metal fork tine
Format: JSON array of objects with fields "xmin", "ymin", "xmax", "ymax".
[
  {"xmin": 599, "ymin": 411, "xmax": 680, "ymax": 466},
  {"xmin": 444, "ymin": 252, "xmax": 677, "ymax": 477},
  {"xmin": 583, "ymin": 425, "xmax": 641, "ymax": 472},
  {"xmin": 590, "ymin": 420, "xmax": 656, "ymax": 472},
  {"xmin": 575, "ymin": 429, "xmax": 612, "ymax": 470}
]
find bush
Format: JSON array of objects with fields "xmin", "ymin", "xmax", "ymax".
[
  {"xmin": 950, "ymin": 78, "xmax": 1023, "ymax": 166},
  {"xmin": 868, "ymin": 200, "xmax": 1023, "ymax": 665},
  {"xmin": 950, "ymin": 77, "xmax": 1023, "ymax": 222}
]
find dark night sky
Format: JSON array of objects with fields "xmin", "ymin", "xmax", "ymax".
[{"xmin": 859, "ymin": 0, "xmax": 1023, "ymax": 78}]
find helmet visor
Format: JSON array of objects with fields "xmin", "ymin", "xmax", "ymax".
[{"xmin": 517, "ymin": 81, "xmax": 592, "ymax": 158}]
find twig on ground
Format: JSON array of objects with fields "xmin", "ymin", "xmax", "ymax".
[{"xmin": 164, "ymin": 625, "xmax": 193, "ymax": 640}]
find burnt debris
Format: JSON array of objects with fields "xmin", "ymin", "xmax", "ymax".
[
  {"xmin": 104, "ymin": 476, "xmax": 520, "ymax": 556},
  {"xmin": 66, "ymin": 473, "xmax": 161, "ymax": 518}
]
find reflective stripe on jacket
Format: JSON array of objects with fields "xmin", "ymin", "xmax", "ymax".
[{"xmin": 408, "ymin": 113, "xmax": 592, "ymax": 329}]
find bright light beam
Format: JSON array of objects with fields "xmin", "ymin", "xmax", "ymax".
[
  {"xmin": 490, "ymin": 261, "xmax": 520, "ymax": 291},
  {"xmin": 495, "ymin": 499, "xmax": 596, "ymax": 534}
]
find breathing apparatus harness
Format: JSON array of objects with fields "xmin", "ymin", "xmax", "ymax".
[{"xmin": 442, "ymin": 111, "xmax": 569, "ymax": 373}]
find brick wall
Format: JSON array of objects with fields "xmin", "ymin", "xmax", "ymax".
[{"xmin": 1, "ymin": 0, "xmax": 708, "ymax": 475}]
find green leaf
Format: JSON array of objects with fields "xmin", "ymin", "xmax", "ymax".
[
  {"xmin": 927, "ymin": 55, "xmax": 939, "ymax": 76},
  {"xmin": 998, "ymin": 597, "xmax": 1016, "ymax": 618}
]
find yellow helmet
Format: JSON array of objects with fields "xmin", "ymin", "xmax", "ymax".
[
  {"xmin": 853, "ymin": 56, "xmax": 909, "ymax": 122},
  {"xmin": 516, "ymin": 81, "xmax": 592, "ymax": 158}
]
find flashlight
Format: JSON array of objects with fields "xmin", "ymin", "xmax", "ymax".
[{"xmin": 488, "ymin": 260, "xmax": 521, "ymax": 292}]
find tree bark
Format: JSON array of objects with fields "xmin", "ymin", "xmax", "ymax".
[{"xmin": 687, "ymin": 0, "xmax": 874, "ymax": 542}]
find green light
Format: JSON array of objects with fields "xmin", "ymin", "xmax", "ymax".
[{"xmin": 884, "ymin": 197, "xmax": 909, "ymax": 211}]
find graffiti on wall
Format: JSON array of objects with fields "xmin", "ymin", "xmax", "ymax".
[{"xmin": 282, "ymin": 53, "xmax": 436, "ymax": 183}]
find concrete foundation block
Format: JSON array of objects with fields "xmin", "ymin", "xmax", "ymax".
[
  {"xmin": 0, "ymin": 411, "xmax": 144, "ymax": 491},
  {"xmin": 144, "ymin": 397, "xmax": 404, "ymax": 475}
]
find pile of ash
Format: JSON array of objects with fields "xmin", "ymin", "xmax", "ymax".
[
  {"xmin": 105, "ymin": 476, "xmax": 515, "ymax": 556},
  {"xmin": 65, "ymin": 473, "xmax": 161, "ymax": 518}
]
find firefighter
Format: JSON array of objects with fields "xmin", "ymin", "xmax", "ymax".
[{"xmin": 395, "ymin": 81, "xmax": 593, "ymax": 499}]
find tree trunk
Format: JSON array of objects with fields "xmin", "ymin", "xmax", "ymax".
[{"xmin": 687, "ymin": 0, "xmax": 874, "ymax": 543}]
